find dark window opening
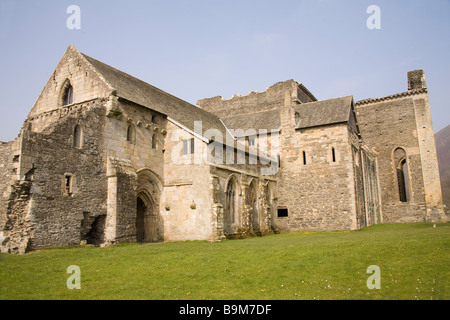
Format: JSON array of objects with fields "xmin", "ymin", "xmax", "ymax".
[
  {"xmin": 65, "ymin": 175, "xmax": 73, "ymax": 195},
  {"xmin": 397, "ymin": 159, "xmax": 410, "ymax": 202},
  {"xmin": 136, "ymin": 197, "xmax": 146, "ymax": 243},
  {"xmin": 62, "ymin": 85, "xmax": 73, "ymax": 106},
  {"xmin": 332, "ymin": 147, "xmax": 336, "ymax": 163},
  {"xmin": 303, "ymin": 151, "xmax": 307, "ymax": 165},
  {"xmin": 127, "ymin": 125, "xmax": 136, "ymax": 143},
  {"xmin": 152, "ymin": 134, "xmax": 157, "ymax": 149},
  {"xmin": 73, "ymin": 125, "xmax": 82, "ymax": 148},
  {"xmin": 277, "ymin": 207, "xmax": 288, "ymax": 217}
]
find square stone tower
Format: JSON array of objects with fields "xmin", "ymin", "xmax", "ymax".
[{"xmin": 355, "ymin": 70, "xmax": 445, "ymax": 223}]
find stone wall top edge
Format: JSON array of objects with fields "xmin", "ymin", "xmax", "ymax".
[
  {"xmin": 26, "ymin": 97, "xmax": 106, "ymax": 121},
  {"xmin": 355, "ymin": 88, "xmax": 427, "ymax": 106},
  {"xmin": 198, "ymin": 80, "xmax": 298, "ymax": 104}
]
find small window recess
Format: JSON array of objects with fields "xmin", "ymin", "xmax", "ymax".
[
  {"xmin": 127, "ymin": 125, "xmax": 136, "ymax": 143},
  {"xmin": 397, "ymin": 158, "xmax": 410, "ymax": 203},
  {"xmin": 277, "ymin": 207, "xmax": 288, "ymax": 218},
  {"xmin": 152, "ymin": 134, "xmax": 157, "ymax": 149},
  {"xmin": 73, "ymin": 124, "xmax": 83, "ymax": 148},
  {"xmin": 64, "ymin": 174, "xmax": 74, "ymax": 196}
]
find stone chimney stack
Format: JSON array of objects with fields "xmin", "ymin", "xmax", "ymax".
[{"xmin": 408, "ymin": 70, "xmax": 427, "ymax": 90}]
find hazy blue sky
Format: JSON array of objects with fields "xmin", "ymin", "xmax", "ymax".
[{"xmin": 0, "ymin": 0, "xmax": 449, "ymax": 141}]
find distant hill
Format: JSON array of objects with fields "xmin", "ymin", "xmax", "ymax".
[{"xmin": 435, "ymin": 125, "xmax": 450, "ymax": 213}]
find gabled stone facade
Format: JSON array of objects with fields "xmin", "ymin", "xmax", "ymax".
[
  {"xmin": 0, "ymin": 46, "xmax": 445, "ymax": 254},
  {"xmin": 355, "ymin": 71, "xmax": 446, "ymax": 223}
]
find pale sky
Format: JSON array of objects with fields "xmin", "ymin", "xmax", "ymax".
[{"xmin": 1, "ymin": 0, "xmax": 449, "ymax": 142}]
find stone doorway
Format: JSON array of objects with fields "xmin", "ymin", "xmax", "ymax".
[
  {"xmin": 136, "ymin": 193, "xmax": 158, "ymax": 243},
  {"xmin": 136, "ymin": 169, "xmax": 163, "ymax": 243},
  {"xmin": 136, "ymin": 197, "xmax": 146, "ymax": 243}
]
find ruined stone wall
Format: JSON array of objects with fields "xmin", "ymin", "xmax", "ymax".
[
  {"xmin": 276, "ymin": 123, "xmax": 358, "ymax": 231},
  {"xmin": 0, "ymin": 140, "xmax": 20, "ymax": 252},
  {"xmin": 355, "ymin": 87, "xmax": 444, "ymax": 223},
  {"xmin": 0, "ymin": 100, "xmax": 108, "ymax": 253},
  {"xmin": 0, "ymin": 142, "xmax": 14, "ymax": 227},
  {"xmin": 27, "ymin": 102, "xmax": 107, "ymax": 250},
  {"xmin": 0, "ymin": 134, "xmax": 35, "ymax": 253},
  {"xmin": 105, "ymin": 158, "xmax": 137, "ymax": 244},
  {"xmin": 197, "ymin": 80, "xmax": 315, "ymax": 118}
]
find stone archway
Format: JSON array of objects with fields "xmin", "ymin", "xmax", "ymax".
[
  {"xmin": 136, "ymin": 169, "xmax": 163, "ymax": 243},
  {"xmin": 136, "ymin": 197, "xmax": 146, "ymax": 243},
  {"xmin": 224, "ymin": 175, "xmax": 240, "ymax": 237},
  {"xmin": 136, "ymin": 191, "xmax": 158, "ymax": 243}
]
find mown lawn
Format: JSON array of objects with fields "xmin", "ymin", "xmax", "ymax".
[{"xmin": 0, "ymin": 223, "xmax": 448, "ymax": 300}]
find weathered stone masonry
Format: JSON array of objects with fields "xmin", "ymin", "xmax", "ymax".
[
  {"xmin": 355, "ymin": 70, "xmax": 445, "ymax": 224},
  {"xmin": 0, "ymin": 46, "xmax": 445, "ymax": 254}
]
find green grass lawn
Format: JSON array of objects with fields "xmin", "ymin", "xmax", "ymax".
[{"xmin": 0, "ymin": 223, "xmax": 448, "ymax": 300}]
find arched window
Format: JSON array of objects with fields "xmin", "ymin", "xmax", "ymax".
[
  {"xmin": 247, "ymin": 180, "xmax": 259, "ymax": 232},
  {"xmin": 226, "ymin": 177, "xmax": 237, "ymax": 226},
  {"xmin": 127, "ymin": 125, "xmax": 136, "ymax": 143},
  {"xmin": 61, "ymin": 80, "xmax": 73, "ymax": 106},
  {"xmin": 394, "ymin": 148, "xmax": 410, "ymax": 202},
  {"xmin": 295, "ymin": 112, "xmax": 300, "ymax": 125},
  {"xmin": 73, "ymin": 124, "xmax": 83, "ymax": 148}
]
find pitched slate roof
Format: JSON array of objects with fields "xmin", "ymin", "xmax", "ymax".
[
  {"xmin": 81, "ymin": 52, "xmax": 230, "ymax": 142},
  {"xmin": 221, "ymin": 109, "xmax": 281, "ymax": 137},
  {"xmin": 293, "ymin": 95, "xmax": 354, "ymax": 130}
]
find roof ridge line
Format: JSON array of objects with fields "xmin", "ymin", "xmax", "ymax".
[{"xmin": 77, "ymin": 51, "xmax": 116, "ymax": 93}]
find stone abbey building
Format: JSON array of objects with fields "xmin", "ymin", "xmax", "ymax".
[{"xmin": 0, "ymin": 46, "xmax": 446, "ymax": 253}]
